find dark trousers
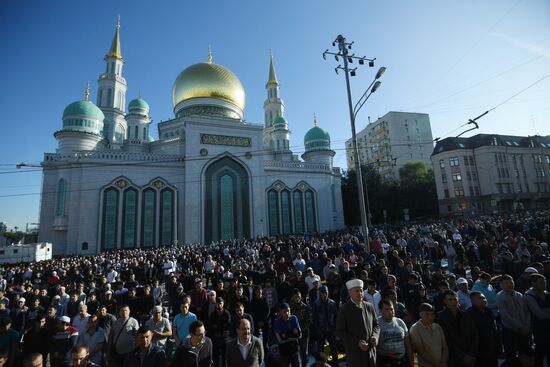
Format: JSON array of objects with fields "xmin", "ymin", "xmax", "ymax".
[
  {"xmin": 315, "ymin": 331, "xmax": 338, "ymax": 366},
  {"xmin": 502, "ymin": 327, "xmax": 530, "ymax": 362},
  {"xmin": 279, "ymin": 353, "xmax": 301, "ymax": 367},
  {"xmin": 534, "ymin": 334, "xmax": 550, "ymax": 367},
  {"xmin": 474, "ymin": 355, "xmax": 498, "ymax": 367},
  {"xmin": 212, "ymin": 340, "xmax": 227, "ymax": 367},
  {"xmin": 376, "ymin": 355, "xmax": 408, "ymax": 367},
  {"xmin": 298, "ymin": 333, "xmax": 308, "ymax": 367}
]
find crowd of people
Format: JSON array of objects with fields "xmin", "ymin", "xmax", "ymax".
[{"xmin": 0, "ymin": 210, "xmax": 548, "ymax": 367}]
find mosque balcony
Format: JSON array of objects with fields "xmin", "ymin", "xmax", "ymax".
[
  {"xmin": 264, "ymin": 160, "xmax": 340, "ymax": 175},
  {"xmin": 44, "ymin": 152, "xmax": 184, "ymax": 164},
  {"xmin": 53, "ymin": 216, "xmax": 68, "ymax": 231}
]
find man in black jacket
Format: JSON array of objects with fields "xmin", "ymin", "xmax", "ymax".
[
  {"xmin": 467, "ymin": 291, "xmax": 500, "ymax": 367},
  {"xmin": 436, "ymin": 290, "xmax": 479, "ymax": 367},
  {"xmin": 172, "ymin": 320, "xmax": 213, "ymax": 367},
  {"xmin": 208, "ymin": 298, "xmax": 231, "ymax": 367},
  {"xmin": 123, "ymin": 325, "xmax": 165, "ymax": 367}
]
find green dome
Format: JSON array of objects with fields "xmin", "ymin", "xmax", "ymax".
[
  {"xmin": 62, "ymin": 100, "xmax": 104, "ymax": 121},
  {"xmin": 304, "ymin": 126, "xmax": 331, "ymax": 152},
  {"xmin": 128, "ymin": 98, "xmax": 150, "ymax": 112},
  {"xmin": 273, "ymin": 116, "xmax": 287, "ymax": 125}
]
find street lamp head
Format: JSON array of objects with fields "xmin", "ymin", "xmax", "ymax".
[
  {"xmin": 375, "ymin": 66, "xmax": 386, "ymax": 79},
  {"xmin": 368, "ymin": 60, "xmax": 375, "ymax": 67},
  {"xmin": 371, "ymin": 81, "xmax": 382, "ymax": 93},
  {"xmin": 334, "ymin": 55, "xmax": 339, "ymax": 61},
  {"xmin": 350, "ymin": 69, "xmax": 356, "ymax": 77}
]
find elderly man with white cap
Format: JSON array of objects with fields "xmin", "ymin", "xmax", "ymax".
[
  {"xmin": 145, "ymin": 305, "xmax": 171, "ymax": 351},
  {"xmin": 336, "ymin": 278, "xmax": 379, "ymax": 367}
]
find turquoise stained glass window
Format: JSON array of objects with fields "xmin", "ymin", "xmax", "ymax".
[
  {"xmin": 305, "ymin": 190, "xmax": 316, "ymax": 233},
  {"xmin": 160, "ymin": 189, "xmax": 173, "ymax": 246},
  {"xmin": 141, "ymin": 189, "xmax": 156, "ymax": 247},
  {"xmin": 122, "ymin": 189, "xmax": 137, "ymax": 248},
  {"xmin": 281, "ymin": 190, "xmax": 292, "ymax": 234},
  {"xmin": 220, "ymin": 174, "xmax": 234, "ymax": 240},
  {"xmin": 268, "ymin": 190, "xmax": 279, "ymax": 236},
  {"xmin": 55, "ymin": 179, "xmax": 66, "ymax": 217},
  {"xmin": 293, "ymin": 191, "xmax": 303, "ymax": 234},
  {"xmin": 102, "ymin": 188, "xmax": 119, "ymax": 250}
]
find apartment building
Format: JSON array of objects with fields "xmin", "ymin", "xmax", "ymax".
[
  {"xmin": 345, "ymin": 111, "xmax": 434, "ymax": 180},
  {"xmin": 431, "ymin": 134, "xmax": 550, "ymax": 215}
]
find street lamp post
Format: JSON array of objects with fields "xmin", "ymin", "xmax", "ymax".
[{"xmin": 323, "ymin": 35, "xmax": 385, "ymax": 252}]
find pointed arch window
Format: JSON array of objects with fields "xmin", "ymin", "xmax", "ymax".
[
  {"xmin": 159, "ymin": 188, "xmax": 174, "ymax": 246},
  {"xmin": 143, "ymin": 127, "xmax": 147, "ymax": 140},
  {"xmin": 134, "ymin": 126, "xmax": 138, "ymax": 139},
  {"xmin": 97, "ymin": 89, "xmax": 103, "ymax": 107},
  {"xmin": 122, "ymin": 188, "xmax": 138, "ymax": 248},
  {"xmin": 305, "ymin": 190, "xmax": 317, "ymax": 233},
  {"xmin": 55, "ymin": 179, "xmax": 66, "ymax": 216},
  {"xmin": 141, "ymin": 188, "xmax": 156, "ymax": 247},
  {"xmin": 267, "ymin": 189, "xmax": 279, "ymax": 236},
  {"xmin": 280, "ymin": 189, "xmax": 292, "ymax": 234},
  {"xmin": 101, "ymin": 188, "xmax": 119, "ymax": 250},
  {"xmin": 293, "ymin": 190, "xmax": 304, "ymax": 234}
]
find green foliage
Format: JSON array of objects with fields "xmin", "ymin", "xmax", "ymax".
[{"xmin": 342, "ymin": 161, "xmax": 438, "ymax": 225}]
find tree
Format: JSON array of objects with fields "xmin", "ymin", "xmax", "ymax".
[{"xmin": 341, "ymin": 161, "xmax": 438, "ymax": 225}]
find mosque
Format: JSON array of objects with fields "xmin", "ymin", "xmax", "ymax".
[{"xmin": 38, "ymin": 19, "xmax": 344, "ymax": 255}]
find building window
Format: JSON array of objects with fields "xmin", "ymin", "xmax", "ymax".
[
  {"xmin": 268, "ymin": 190, "xmax": 279, "ymax": 236},
  {"xmin": 449, "ymin": 157, "xmax": 459, "ymax": 166},
  {"xmin": 305, "ymin": 190, "xmax": 317, "ymax": 233},
  {"xmin": 101, "ymin": 188, "xmax": 119, "ymax": 250},
  {"xmin": 458, "ymin": 203, "xmax": 467, "ymax": 210},
  {"xmin": 98, "ymin": 89, "xmax": 103, "ymax": 107},
  {"xmin": 444, "ymin": 189, "xmax": 450, "ymax": 199},
  {"xmin": 55, "ymin": 179, "xmax": 67, "ymax": 217},
  {"xmin": 81, "ymin": 242, "xmax": 88, "ymax": 251},
  {"xmin": 447, "ymin": 205, "xmax": 452, "ymax": 212},
  {"xmin": 452, "ymin": 173, "xmax": 462, "ymax": 181},
  {"xmin": 454, "ymin": 188, "xmax": 465, "ymax": 197},
  {"xmin": 474, "ymin": 186, "xmax": 480, "ymax": 196},
  {"xmin": 442, "ymin": 174, "xmax": 447, "ymax": 183},
  {"xmin": 122, "ymin": 188, "xmax": 138, "ymax": 248},
  {"xmin": 107, "ymin": 88, "xmax": 113, "ymax": 106},
  {"xmin": 280, "ymin": 190, "xmax": 292, "ymax": 235},
  {"xmin": 469, "ymin": 156, "xmax": 475, "ymax": 166},
  {"xmin": 141, "ymin": 189, "xmax": 156, "ymax": 247},
  {"xmin": 464, "ymin": 156, "xmax": 469, "ymax": 166},
  {"xmin": 159, "ymin": 189, "xmax": 174, "ymax": 246},
  {"xmin": 293, "ymin": 190, "xmax": 304, "ymax": 234}
]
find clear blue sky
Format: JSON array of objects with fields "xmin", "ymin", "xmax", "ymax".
[{"xmin": 1, "ymin": 0, "xmax": 549, "ymax": 230}]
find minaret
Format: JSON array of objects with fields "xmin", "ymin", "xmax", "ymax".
[
  {"xmin": 97, "ymin": 16, "xmax": 128, "ymax": 144},
  {"xmin": 263, "ymin": 50, "xmax": 285, "ymax": 127},
  {"xmin": 263, "ymin": 51, "xmax": 290, "ymax": 157}
]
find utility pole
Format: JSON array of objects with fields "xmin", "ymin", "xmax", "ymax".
[{"xmin": 323, "ymin": 35, "xmax": 386, "ymax": 252}]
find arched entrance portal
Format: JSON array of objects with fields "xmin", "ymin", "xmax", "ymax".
[{"xmin": 204, "ymin": 157, "xmax": 250, "ymax": 243}]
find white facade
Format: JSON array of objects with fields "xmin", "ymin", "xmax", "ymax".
[
  {"xmin": 38, "ymin": 22, "xmax": 344, "ymax": 255},
  {"xmin": 345, "ymin": 111, "xmax": 434, "ymax": 180},
  {"xmin": 0, "ymin": 243, "xmax": 52, "ymax": 264}
]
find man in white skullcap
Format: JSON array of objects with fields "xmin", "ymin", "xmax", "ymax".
[{"xmin": 336, "ymin": 278, "xmax": 380, "ymax": 367}]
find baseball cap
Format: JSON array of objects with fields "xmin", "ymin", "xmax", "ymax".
[
  {"xmin": 280, "ymin": 302, "xmax": 290, "ymax": 310},
  {"xmin": 18, "ymin": 298, "xmax": 26, "ymax": 303},
  {"xmin": 59, "ymin": 316, "xmax": 71, "ymax": 324},
  {"xmin": 524, "ymin": 267, "xmax": 538, "ymax": 274},
  {"xmin": 456, "ymin": 278, "xmax": 468, "ymax": 285},
  {"xmin": 319, "ymin": 285, "xmax": 328, "ymax": 293}
]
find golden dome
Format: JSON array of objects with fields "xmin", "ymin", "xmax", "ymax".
[{"xmin": 172, "ymin": 62, "xmax": 246, "ymax": 111}]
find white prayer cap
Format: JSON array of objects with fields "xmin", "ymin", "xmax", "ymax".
[{"xmin": 346, "ymin": 279, "xmax": 364, "ymax": 290}]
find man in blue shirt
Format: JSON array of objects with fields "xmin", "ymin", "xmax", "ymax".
[
  {"xmin": 173, "ymin": 297, "xmax": 197, "ymax": 346},
  {"xmin": 274, "ymin": 303, "xmax": 301, "ymax": 367}
]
